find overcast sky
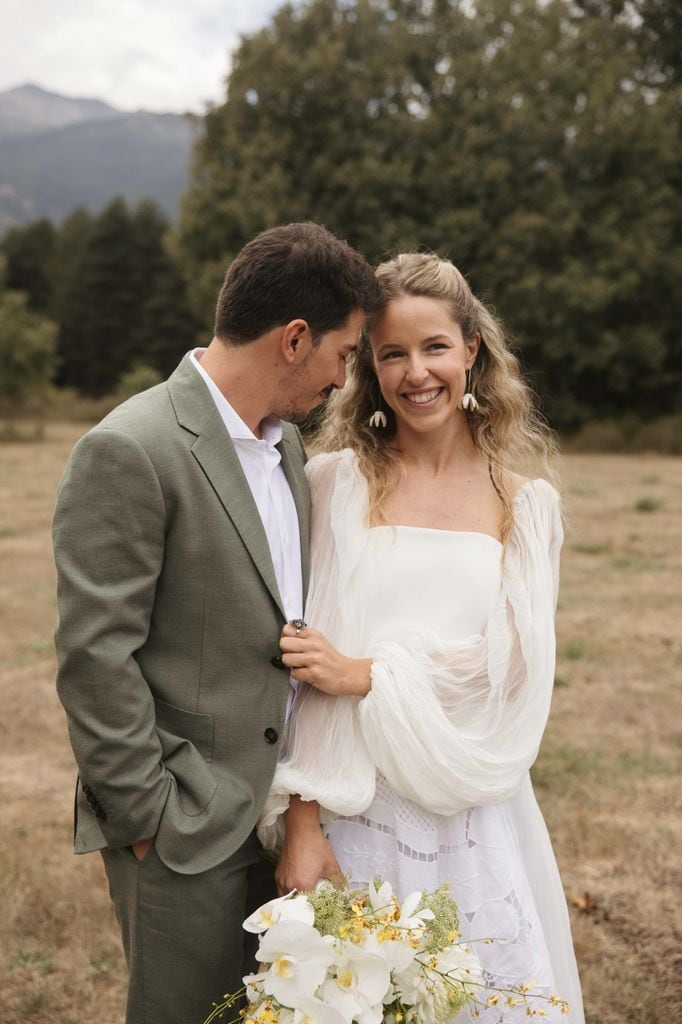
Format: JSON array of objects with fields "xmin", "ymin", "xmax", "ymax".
[{"xmin": 0, "ymin": 0, "xmax": 286, "ymax": 113}]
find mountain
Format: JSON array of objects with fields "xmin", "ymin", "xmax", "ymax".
[
  {"xmin": 0, "ymin": 85, "xmax": 198, "ymax": 231},
  {"xmin": 0, "ymin": 83, "xmax": 120, "ymax": 137}
]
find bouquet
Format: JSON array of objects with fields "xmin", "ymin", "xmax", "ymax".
[{"xmin": 202, "ymin": 881, "xmax": 569, "ymax": 1024}]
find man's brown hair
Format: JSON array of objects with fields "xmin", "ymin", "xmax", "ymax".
[{"xmin": 214, "ymin": 222, "xmax": 380, "ymax": 345}]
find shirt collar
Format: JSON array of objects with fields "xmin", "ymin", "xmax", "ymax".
[{"xmin": 190, "ymin": 348, "xmax": 283, "ymax": 447}]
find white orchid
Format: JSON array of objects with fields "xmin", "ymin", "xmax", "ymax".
[
  {"xmin": 435, "ymin": 942, "xmax": 484, "ymax": 998},
  {"xmin": 365, "ymin": 931, "xmax": 416, "ymax": 976},
  {"xmin": 319, "ymin": 940, "xmax": 391, "ymax": 1024},
  {"xmin": 294, "ymin": 995, "xmax": 348, "ymax": 1024},
  {"xmin": 395, "ymin": 891, "xmax": 435, "ymax": 931},
  {"xmin": 257, "ymin": 920, "xmax": 334, "ymax": 1007},
  {"xmin": 243, "ymin": 971, "xmax": 264, "ymax": 1004},
  {"xmin": 212, "ymin": 881, "xmax": 514, "ymax": 1024},
  {"xmin": 367, "ymin": 879, "xmax": 395, "ymax": 920},
  {"xmin": 244, "ymin": 893, "xmax": 315, "ymax": 934}
]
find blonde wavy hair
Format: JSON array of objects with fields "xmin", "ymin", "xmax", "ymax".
[{"xmin": 312, "ymin": 252, "xmax": 558, "ymax": 534}]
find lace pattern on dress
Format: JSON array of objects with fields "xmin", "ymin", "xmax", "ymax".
[{"xmin": 325, "ymin": 775, "xmax": 564, "ymax": 1023}]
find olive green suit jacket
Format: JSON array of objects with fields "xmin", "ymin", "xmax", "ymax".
[{"xmin": 53, "ymin": 355, "xmax": 310, "ymax": 874}]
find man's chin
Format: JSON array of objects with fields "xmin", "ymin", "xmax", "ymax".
[{"xmin": 282, "ymin": 396, "xmax": 329, "ymax": 426}]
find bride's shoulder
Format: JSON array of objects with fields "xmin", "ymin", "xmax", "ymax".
[
  {"xmin": 504, "ymin": 471, "xmax": 531, "ymax": 498},
  {"xmin": 505, "ymin": 474, "xmax": 562, "ymax": 549},
  {"xmin": 501, "ymin": 470, "xmax": 560, "ymax": 507},
  {"xmin": 305, "ymin": 448, "xmax": 357, "ymax": 484}
]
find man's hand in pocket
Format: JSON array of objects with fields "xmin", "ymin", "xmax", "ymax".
[{"xmin": 131, "ymin": 837, "xmax": 155, "ymax": 861}]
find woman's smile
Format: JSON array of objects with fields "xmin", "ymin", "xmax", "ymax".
[{"xmin": 402, "ymin": 386, "xmax": 445, "ymax": 407}]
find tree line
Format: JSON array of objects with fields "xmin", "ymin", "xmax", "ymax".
[
  {"xmin": 1, "ymin": 199, "xmax": 199, "ymax": 399},
  {"xmin": 1, "ymin": 0, "xmax": 680, "ymax": 433}
]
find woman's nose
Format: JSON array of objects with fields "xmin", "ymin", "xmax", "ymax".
[{"xmin": 405, "ymin": 354, "xmax": 429, "ymax": 383}]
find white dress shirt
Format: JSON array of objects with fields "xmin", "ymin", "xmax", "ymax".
[{"xmin": 190, "ymin": 349, "xmax": 303, "ymax": 623}]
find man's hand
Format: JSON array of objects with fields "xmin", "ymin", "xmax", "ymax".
[
  {"xmin": 131, "ymin": 837, "xmax": 155, "ymax": 862},
  {"xmin": 275, "ymin": 795, "xmax": 342, "ymax": 896},
  {"xmin": 280, "ymin": 624, "xmax": 371, "ymax": 697}
]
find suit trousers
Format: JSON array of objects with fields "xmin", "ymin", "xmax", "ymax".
[{"xmin": 102, "ymin": 829, "xmax": 276, "ymax": 1024}]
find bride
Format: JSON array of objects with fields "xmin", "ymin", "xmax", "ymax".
[{"xmin": 259, "ymin": 253, "xmax": 584, "ymax": 1023}]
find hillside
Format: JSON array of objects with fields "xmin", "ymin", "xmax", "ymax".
[{"xmin": 0, "ymin": 85, "xmax": 197, "ymax": 229}]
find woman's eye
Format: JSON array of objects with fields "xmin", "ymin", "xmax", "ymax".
[{"xmin": 381, "ymin": 351, "xmax": 402, "ymax": 361}]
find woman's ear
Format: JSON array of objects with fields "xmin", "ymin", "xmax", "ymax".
[{"xmin": 466, "ymin": 331, "xmax": 481, "ymax": 368}]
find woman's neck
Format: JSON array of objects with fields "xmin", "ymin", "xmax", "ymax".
[{"xmin": 394, "ymin": 418, "xmax": 482, "ymax": 477}]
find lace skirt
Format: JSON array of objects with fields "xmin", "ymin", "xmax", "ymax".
[{"xmin": 324, "ymin": 772, "xmax": 565, "ymax": 1024}]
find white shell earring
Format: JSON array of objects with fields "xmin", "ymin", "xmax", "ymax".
[
  {"xmin": 458, "ymin": 368, "xmax": 479, "ymax": 412},
  {"xmin": 368, "ymin": 409, "xmax": 388, "ymax": 428}
]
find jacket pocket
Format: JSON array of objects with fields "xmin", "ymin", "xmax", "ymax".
[{"xmin": 154, "ymin": 697, "xmax": 216, "ymax": 815}]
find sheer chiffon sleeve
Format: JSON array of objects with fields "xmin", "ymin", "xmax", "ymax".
[{"xmin": 258, "ymin": 452, "xmax": 563, "ymax": 850}]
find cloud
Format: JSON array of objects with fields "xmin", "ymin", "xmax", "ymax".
[{"xmin": 0, "ymin": 0, "xmax": 283, "ymax": 112}]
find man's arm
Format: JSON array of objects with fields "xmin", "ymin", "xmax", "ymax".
[{"xmin": 53, "ymin": 427, "xmax": 171, "ymax": 849}]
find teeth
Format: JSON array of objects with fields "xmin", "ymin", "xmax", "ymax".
[{"xmin": 405, "ymin": 389, "xmax": 441, "ymax": 405}]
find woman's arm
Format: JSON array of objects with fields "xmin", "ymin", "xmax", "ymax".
[{"xmin": 275, "ymin": 795, "xmax": 342, "ymax": 895}]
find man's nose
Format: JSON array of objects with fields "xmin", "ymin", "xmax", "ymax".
[{"xmin": 332, "ymin": 362, "xmax": 347, "ymax": 389}]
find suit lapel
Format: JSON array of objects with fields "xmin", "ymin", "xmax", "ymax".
[
  {"xmin": 279, "ymin": 428, "xmax": 311, "ymax": 598},
  {"xmin": 168, "ymin": 356, "xmax": 286, "ymax": 618}
]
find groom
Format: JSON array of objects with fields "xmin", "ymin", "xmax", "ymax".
[{"xmin": 53, "ymin": 222, "xmax": 380, "ymax": 1024}]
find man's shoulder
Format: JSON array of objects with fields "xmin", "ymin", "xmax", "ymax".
[{"xmin": 98, "ymin": 380, "xmax": 172, "ymax": 435}]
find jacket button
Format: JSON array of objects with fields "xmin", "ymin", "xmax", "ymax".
[
  {"xmin": 270, "ymin": 656, "xmax": 287, "ymax": 671},
  {"xmin": 264, "ymin": 727, "xmax": 279, "ymax": 744}
]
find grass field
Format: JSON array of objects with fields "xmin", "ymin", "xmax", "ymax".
[{"xmin": 0, "ymin": 423, "xmax": 680, "ymax": 1023}]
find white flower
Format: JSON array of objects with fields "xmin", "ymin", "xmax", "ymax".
[
  {"xmin": 244, "ymin": 894, "xmax": 315, "ymax": 934},
  {"xmin": 319, "ymin": 940, "xmax": 391, "ymax": 1023},
  {"xmin": 243, "ymin": 971, "xmax": 265, "ymax": 1003},
  {"xmin": 435, "ymin": 943, "xmax": 484, "ymax": 994},
  {"xmin": 294, "ymin": 995, "xmax": 347, "ymax": 1024},
  {"xmin": 392, "ymin": 962, "xmax": 451, "ymax": 1024},
  {"xmin": 396, "ymin": 891, "xmax": 435, "ymax": 931},
  {"xmin": 367, "ymin": 879, "xmax": 395, "ymax": 919},
  {"xmin": 257, "ymin": 920, "xmax": 334, "ymax": 1008},
  {"xmin": 362, "ymin": 931, "xmax": 415, "ymax": 974}
]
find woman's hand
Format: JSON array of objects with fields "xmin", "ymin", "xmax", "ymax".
[
  {"xmin": 276, "ymin": 796, "xmax": 343, "ymax": 895},
  {"xmin": 280, "ymin": 623, "xmax": 371, "ymax": 696}
]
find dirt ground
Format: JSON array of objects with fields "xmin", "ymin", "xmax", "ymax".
[{"xmin": 0, "ymin": 423, "xmax": 680, "ymax": 1023}]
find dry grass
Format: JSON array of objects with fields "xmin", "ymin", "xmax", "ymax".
[{"xmin": 0, "ymin": 424, "xmax": 680, "ymax": 1023}]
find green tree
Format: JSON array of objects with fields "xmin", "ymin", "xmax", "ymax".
[
  {"xmin": 131, "ymin": 201, "xmax": 202, "ymax": 375},
  {"xmin": 0, "ymin": 287, "xmax": 57, "ymax": 429},
  {"xmin": 1, "ymin": 218, "xmax": 56, "ymax": 313},
  {"xmin": 50, "ymin": 207, "xmax": 94, "ymax": 324},
  {"xmin": 178, "ymin": 0, "xmax": 681, "ymax": 429},
  {"xmin": 57, "ymin": 198, "xmax": 138, "ymax": 395}
]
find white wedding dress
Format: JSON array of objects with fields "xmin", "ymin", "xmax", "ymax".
[{"xmin": 260, "ymin": 451, "xmax": 584, "ymax": 1024}]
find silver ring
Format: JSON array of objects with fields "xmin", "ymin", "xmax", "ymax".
[{"xmin": 290, "ymin": 617, "xmax": 306, "ymax": 638}]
